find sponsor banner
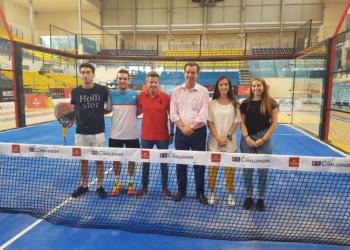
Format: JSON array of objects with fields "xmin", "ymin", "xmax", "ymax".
[
  {"xmin": 238, "ymin": 86, "xmax": 250, "ymax": 96},
  {"xmin": 150, "ymin": 150, "xmax": 212, "ymax": 165},
  {"xmin": 0, "ymin": 88, "xmax": 14, "ymax": 101},
  {"xmin": 41, "ymin": 36, "xmax": 76, "ymax": 50},
  {"xmin": 64, "ymin": 88, "xmax": 72, "ymax": 98},
  {"xmin": 82, "ymin": 37, "xmax": 97, "ymax": 55},
  {"xmin": 0, "ymin": 102, "xmax": 15, "ymax": 114},
  {"xmin": 25, "ymin": 95, "xmax": 47, "ymax": 109},
  {"xmin": 0, "ymin": 143, "xmax": 349, "ymax": 173},
  {"xmin": 275, "ymin": 98, "xmax": 303, "ymax": 111},
  {"xmin": 251, "ymin": 60, "xmax": 311, "ymax": 78},
  {"xmin": 250, "ymin": 60, "xmax": 277, "ymax": 78}
]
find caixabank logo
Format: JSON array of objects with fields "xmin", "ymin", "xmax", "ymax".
[
  {"xmin": 72, "ymin": 148, "xmax": 82, "ymax": 157},
  {"xmin": 12, "ymin": 145, "xmax": 20, "ymax": 153},
  {"xmin": 141, "ymin": 150, "xmax": 150, "ymax": 160},
  {"xmin": 289, "ymin": 157, "xmax": 300, "ymax": 167},
  {"xmin": 211, "ymin": 153, "xmax": 221, "ymax": 163}
]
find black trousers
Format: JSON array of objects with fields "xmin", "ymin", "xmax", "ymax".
[{"xmin": 175, "ymin": 126, "xmax": 206, "ymax": 196}]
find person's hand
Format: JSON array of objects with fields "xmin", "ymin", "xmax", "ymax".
[
  {"xmin": 168, "ymin": 135, "xmax": 174, "ymax": 145},
  {"xmin": 256, "ymin": 138, "xmax": 265, "ymax": 147},
  {"xmin": 217, "ymin": 137, "xmax": 227, "ymax": 146},
  {"xmin": 66, "ymin": 122, "xmax": 73, "ymax": 129},
  {"xmin": 182, "ymin": 125, "xmax": 194, "ymax": 136},
  {"xmin": 246, "ymin": 137, "xmax": 258, "ymax": 147}
]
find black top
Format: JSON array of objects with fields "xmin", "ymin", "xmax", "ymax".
[
  {"xmin": 70, "ymin": 84, "xmax": 109, "ymax": 135},
  {"xmin": 240, "ymin": 99, "xmax": 278, "ymax": 135}
]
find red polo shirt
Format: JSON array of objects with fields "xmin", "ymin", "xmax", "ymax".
[{"xmin": 138, "ymin": 90, "xmax": 171, "ymax": 140}]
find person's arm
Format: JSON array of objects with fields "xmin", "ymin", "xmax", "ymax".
[
  {"xmin": 168, "ymin": 120, "xmax": 175, "ymax": 145},
  {"xmin": 170, "ymin": 88, "xmax": 186, "ymax": 134},
  {"xmin": 240, "ymin": 113, "xmax": 258, "ymax": 148},
  {"xmin": 255, "ymin": 107, "xmax": 278, "ymax": 146},
  {"xmin": 104, "ymin": 95, "xmax": 112, "ymax": 114},
  {"xmin": 67, "ymin": 104, "xmax": 77, "ymax": 129}
]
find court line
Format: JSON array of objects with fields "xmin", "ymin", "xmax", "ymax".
[{"xmin": 0, "ymin": 167, "xmax": 114, "ymax": 250}]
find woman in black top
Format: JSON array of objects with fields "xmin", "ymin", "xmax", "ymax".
[{"xmin": 240, "ymin": 77, "xmax": 278, "ymax": 211}]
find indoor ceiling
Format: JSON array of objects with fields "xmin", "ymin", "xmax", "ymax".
[{"xmin": 6, "ymin": 0, "xmax": 99, "ymax": 12}]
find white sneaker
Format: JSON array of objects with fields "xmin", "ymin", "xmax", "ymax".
[
  {"xmin": 208, "ymin": 193, "xmax": 215, "ymax": 205},
  {"xmin": 228, "ymin": 194, "xmax": 235, "ymax": 206}
]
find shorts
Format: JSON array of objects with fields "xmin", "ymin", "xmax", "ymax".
[
  {"xmin": 75, "ymin": 133, "xmax": 105, "ymax": 147},
  {"xmin": 109, "ymin": 138, "xmax": 140, "ymax": 148}
]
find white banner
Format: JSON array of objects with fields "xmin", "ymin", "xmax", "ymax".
[{"xmin": 0, "ymin": 143, "xmax": 349, "ymax": 173}]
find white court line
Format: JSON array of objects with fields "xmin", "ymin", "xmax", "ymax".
[{"xmin": 0, "ymin": 167, "xmax": 113, "ymax": 250}]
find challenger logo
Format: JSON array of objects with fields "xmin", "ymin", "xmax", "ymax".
[{"xmin": 232, "ymin": 157, "xmax": 241, "ymax": 162}]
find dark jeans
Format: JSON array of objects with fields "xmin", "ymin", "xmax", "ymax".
[
  {"xmin": 141, "ymin": 139, "xmax": 169, "ymax": 190},
  {"xmin": 175, "ymin": 126, "xmax": 206, "ymax": 196}
]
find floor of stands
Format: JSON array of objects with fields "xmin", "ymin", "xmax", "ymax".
[{"xmin": 0, "ymin": 119, "xmax": 348, "ymax": 250}]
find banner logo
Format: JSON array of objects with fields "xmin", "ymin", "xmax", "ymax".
[
  {"xmin": 141, "ymin": 150, "xmax": 150, "ymax": 160},
  {"xmin": 91, "ymin": 150, "xmax": 98, "ymax": 155},
  {"xmin": 289, "ymin": 157, "xmax": 299, "ymax": 167},
  {"xmin": 312, "ymin": 161, "xmax": 321, "ymax": 166},
  {"xmin": 211, "ymin": 153, "xmax": 221, "ymax": 163},
  {"xmin": 232, "ymin": 157, "xmax": 241, "ymax": 162},
  {"xmin": 12, "ymin": 145, "xmax": 20, "ymax": 153},
  {"xmin": 72, "ymin": 148, "xmax": 82, "ymax": 157},
  {"xmin": 160, "ymin": 153, "xmax": 168, "ymax": 158}
]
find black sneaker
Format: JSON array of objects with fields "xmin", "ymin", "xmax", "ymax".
[
  {"xmin": 72, "ymin": 186, "xmax": 88, "ymax": 198},
  {"xmin": 243, "ymin": 197, "xmax": 254, "ymax": 210},
  {"xmin": 256, "ymin": 198, "xmax": 266, "ymax": 211},
  {"xmin": 96, "ymin": 187, "xmax": 107, "ymax": 199}
]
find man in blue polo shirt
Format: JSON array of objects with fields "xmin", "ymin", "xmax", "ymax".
[{"xmin": 106, "ymin": 69, "xmax": 140, "ymax": 196}]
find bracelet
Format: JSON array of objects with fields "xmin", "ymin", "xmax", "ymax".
[
  {"xmin": 244, "ymin": 135, "xmax": 249, "ymax": 139},
  {"xmin": 169, "ymin": 133, "xmax": 174, "ymax": 136},
  {"xmin": 261, "ymin": 137, "xmax": 266, "ymax": 142}
]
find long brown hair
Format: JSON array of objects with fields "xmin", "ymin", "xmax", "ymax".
[
  {"xmin": 212, "ymin": 75, "xmax": 240, "ymax": 117},
  {"xmin": 242, "ymin": 77, "xmax": 275, "ymax": 115}
]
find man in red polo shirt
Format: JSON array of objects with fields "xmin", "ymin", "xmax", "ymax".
[{"xmin": 135, "ymin": 71, "xmax": 174, "ymax": 199}]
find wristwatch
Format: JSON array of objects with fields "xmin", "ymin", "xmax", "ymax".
[
  {"xmin": 226, "ymin": 133, "xmax": 232, "ymax": 141},
  {"xmin": 189, "ymin": 124, "xmax": 195, "ymax": 130}
]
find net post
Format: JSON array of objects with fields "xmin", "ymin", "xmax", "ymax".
[{"xmin": 13, "ymin": 42, "xmax": 26, "ymax": 128}]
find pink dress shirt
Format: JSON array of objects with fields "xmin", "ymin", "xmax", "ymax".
[{"xmin": 170, "ymin": 83, "xmax": 209, "ymax": 129}]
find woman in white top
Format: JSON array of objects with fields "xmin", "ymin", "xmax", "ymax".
[{"xmin": 207, "ymin": 75, "xmax": 241, "ymax": 206}]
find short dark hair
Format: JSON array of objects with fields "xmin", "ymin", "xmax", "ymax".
[
  {"xmin": 79, "ymin": 63, "xmax": 95, "ymax": 74},
  {"xmin": 184, "ymin": 62, "xmax": 200, "ymax": 73},
  {"xmin": 146, "ymin": 71, "xmax": 159, "ymax": 80},
  {"xmin": 117, "ymin": 69, "xmax": 130, "ymax": 79}
]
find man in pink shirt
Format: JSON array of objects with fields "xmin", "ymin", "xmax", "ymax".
[{"xmin": 170, "ymin": 62, "xmax": 209, "ymax": 205}]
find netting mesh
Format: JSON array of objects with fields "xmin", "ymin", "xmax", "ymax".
[{"xmin": 0, "ymin": 145, "xmax": 349, "ymax": 245}]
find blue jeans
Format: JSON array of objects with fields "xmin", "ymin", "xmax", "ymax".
[
  {"xmin": 141, "ymin": 139, "xmax": 169, "ymax": 190},
  {"xmin": 240, "ymin": 129, "xmax": 273, "ymax": 197},
  {"xmin": 175, "ymin": 126, "xmax": 206, "ymax": 196}
]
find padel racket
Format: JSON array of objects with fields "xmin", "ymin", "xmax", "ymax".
[{"xmin": 54, "ymin": 102, "xmax": 75, "ymax": 145}]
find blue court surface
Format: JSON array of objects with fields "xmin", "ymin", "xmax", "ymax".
[{"xmin": 0, "ymin": 119, "xmax": 349, "ymax": 250}]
